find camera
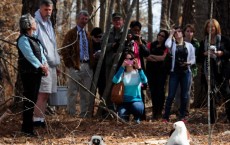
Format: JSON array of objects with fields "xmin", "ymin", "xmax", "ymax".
[
  {"xmin": 131, "ymin": 34, "xmax": 139, "ymax": 40},
  {"xmin": 126, "ymin": 60, "xmax": 134, "ymax": 65},
  {"xmin": 209, "ymin": 45, "xmax": 217, "ymax": 52}
]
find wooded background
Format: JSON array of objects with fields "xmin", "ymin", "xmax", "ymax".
[{"xmin": 0, "ymin": 0, "xmax": 230, "ymax": 110}]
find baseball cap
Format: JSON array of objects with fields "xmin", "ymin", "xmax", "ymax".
[{"xmin": 112, "ymin": 12, "xmax": 122, "ymax": 19}]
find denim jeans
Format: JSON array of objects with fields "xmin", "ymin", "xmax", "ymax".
[
  {"xmin": 117, "ymin": 101, "xmax": 144, "ymax": 122},
  {"xmin": 163, "ymin": 70, "xmax": 192, "ymax": 120}
]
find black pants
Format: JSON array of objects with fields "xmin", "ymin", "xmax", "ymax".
[
  {"xmin": 20, "ymin": 73, "xmax": 41, "ymax": 133},
  {"xmin": 149, "ymin": 73, "xmax": 167, "ymax": 119}
]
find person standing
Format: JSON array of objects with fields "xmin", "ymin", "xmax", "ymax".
[
  {"xmin": 163, "ymin": 26, "xmax": 195, "ymax": 122},
  {"xmin": 17, "ymin": 13, "xmax": 48, "ymax": 136},
  {"xmin": 90, "ymin": 27, "xmax": 106, "ymax": 99},
  {"xmin": 145, "ymin": 30, "xmax": 169, "ymax": 120},
  {"xmin": 112, "ymin": 51, "xmax": 148, "ymax": 124},
  {"xmin": 33, "ymin": 0, "xmax": 60, "ymax": 127},
  {"xmin": 61, "ymin": 10, "xmax": 95, "ymax": 117},
  {"xmin": 104, "ymin": 12, "xmax": 125, "ymax": 111},
  {"xmin": 173, "ymin": 24, "xmax": 200, "ymax": 117},
  {"xmin": 199, "ymin": 19, "xmax": 228, "ymax": 123}
]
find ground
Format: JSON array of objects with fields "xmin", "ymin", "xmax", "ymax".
[{"xmin": 0, "ymin": 107, "xmax": 230, "ymax": 145}]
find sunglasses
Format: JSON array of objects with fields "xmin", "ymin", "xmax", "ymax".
[
  {"xmin": 126, "ymin": 58, "xmax": 134, "ymax": 60},
  {"xmin": 94, "ymin": 35, "xmax": 102, "ymax": 38},
  {"xmin": 158, "ymin": 34, "xmax": 165, "ymax": 38}
]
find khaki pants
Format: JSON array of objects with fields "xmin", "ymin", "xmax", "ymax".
[{"xmin": 66, "ymin": 63, "xmax": 94, "ymax": 117}]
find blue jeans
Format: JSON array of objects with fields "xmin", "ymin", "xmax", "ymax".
[
  {"xmin": 163, "ymin": 70, "xmax": 191, "ymax": 120},
  {"xmin": 117, "ymin": 101, "xmax": 144, "ymax": 122}
]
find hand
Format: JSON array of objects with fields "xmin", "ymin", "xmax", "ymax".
[
  {"xmin": 133, "ymin": 59, "xmax": 141, "ymax": 69},
  {"xmin": 40, "ymin": 64, "xmax": 49, "ymax": 76},
  {"xmin": 170, "ymin": 29, "xmax": 175, "ymax": 36},
  {"xmin": 56, "ymin": 68, "xmax": 61, "ymax": 76},
  {"xmin": 180, "ymin": 62, "xmax": 191, "ymax": 67}
]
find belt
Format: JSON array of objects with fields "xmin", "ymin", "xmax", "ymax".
[{"xmin": 80, "ymin": 60, "xmax": 89, "ymax": 63}]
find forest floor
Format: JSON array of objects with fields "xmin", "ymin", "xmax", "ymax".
[{"xmin": 0, "ymin": 106, "xmax": 230, "ymax": 145}]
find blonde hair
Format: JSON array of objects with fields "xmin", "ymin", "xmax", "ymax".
[{"xmin": 204, "ymin": 19, "xmax": 221, "ymax": 36}]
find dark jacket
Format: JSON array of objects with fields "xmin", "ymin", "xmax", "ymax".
[
  {"xmin": 17, "ymin": 34, "xmax": 43, "ymax": 74},
  {"xmin": 61, "ymin": 26, "xmax": 95, "ymax": 70}
]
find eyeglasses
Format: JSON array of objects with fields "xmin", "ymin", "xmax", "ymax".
[
  {"xmin": 94, "ymin": 35, "xmax": 102, "ymax": 38},
  {"xmin": 125, "ymin": 58, "xmax": 134, "ymax": 60},
  {"xmin": 158, "ymin": 34, "xmax": 165, "ymax": 38}
]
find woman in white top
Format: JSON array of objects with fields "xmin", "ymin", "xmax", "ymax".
[{"xmin": 163, "ymin": 26, "xmax": 195, "ymax": 122}]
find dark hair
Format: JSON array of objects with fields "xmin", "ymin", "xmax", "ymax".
[
  {"xmin": 129, "ymin": 20, "xmax": 142, "ymax": 29},
  {"xmin": 158, "ymin": 29, "xmax": 169, "ymax": 40},
  {"xmin": 173, "ymin": 25, "xmax": 182, "ymax": 30},
  {"xmin": 123, "ymin": 51, "xmax": 135, "ymax": 60},
  {"xmin": 40, "ymin": 0, "xmax": 53, "ymax": 6},
  {"xmin": 90, "ymin": 27, "xmax": 103, "ymax": 36}
]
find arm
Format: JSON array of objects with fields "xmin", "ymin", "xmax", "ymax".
[
  {"xmin": 149, "ymin": 53, "xmax": 167, "ymax": 61},
  {"xmin": 112, "ymin": 66, "xmax": 125, "ymax": 84},
  {"xmin": 138, "ymin": 69, "xmax": 148, "ymax": 84}
]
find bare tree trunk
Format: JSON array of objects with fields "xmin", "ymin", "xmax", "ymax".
[
  {"xmin": 99, "ymin": 0, "xmax": 107, "ymax": 32},
  {"xmin": 194, "ymin": 0, "xmax": 209, "ymax": 40},
  {"xmin": 21, "ymin": 0, "xmax": 40, "ymax": 16},
  {"xmin": 136, "ymin": 0, "xmax": 139, "ymax": 20},
  {"xmin": 181, "ymin": 0, "xmax": 195, "ymax": 28},
  {"xmin": 160, "ymin": 0, "xmax": 169, "ymax": 30},
  {"xmin": 214, "ymin": 0, "xmax": 230, "ymax": 37},
  {"xmin": 88, "ymin": 0, "xmax": 96, "ymax": 32},
  {"xmin": 123, "ymin": 0, "xmax": 131, "ymax": 16},
  {"xmin": 77, "ymin": 0, "xmax": 82, "ymax": 14},
  {"xmin": 170, "ymin": 0, "xmax": 183, "ymax": 26},
  {"xmin": 116, "ymin": 0, "xmax": 122, "ymax": 13},
  {"xmin": 148, "ymin": 0, "xmax": 153, "ymax": 42}
]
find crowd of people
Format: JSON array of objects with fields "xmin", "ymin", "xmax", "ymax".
[{"xmin": 16, "ymin": 0, "xmax": 230, "ymax": 136}]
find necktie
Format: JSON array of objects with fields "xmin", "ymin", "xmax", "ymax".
[{"xmin": 81, "ymin": 29, "xmax": 89, "ymax": 60}]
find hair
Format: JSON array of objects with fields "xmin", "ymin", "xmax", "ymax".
[
  {"xmin": 158, "ymin": 29, "xmax": 169, "ymax": 40},
  {"xmin": 40, "ymin": 0, "xmax": 53, "ymax": 6},
  {"xmin": 77, "ymin": 10, "xmax": 89, "ymax": 19},
  {"xmin": 90, "ymin": 27, "xmax": 103, "ymax": 36},
  {"xmin": 204, "ymin": 19, "xmax": 221, "ymax": 36},
  {"xmin": 129, "ymin": 20, "xmax": 142, "ymax": 29},
  {"xmin": 123, "ymin": 51, "xmax": 135, "ymax": 60},
  {"xmin": 173, "ymin": 25, "xmax": 184, "ymax": 38},
  {"xmin": 183, "ymin": 24, "xmax": 195, "ymax": 33},
  {"xmin": 173, "ymin": 25, "xmax": 182, "ymax": 30},
  {"xmin": 19, "ymin": 13, "xmax": 34, "ymax": 34}
]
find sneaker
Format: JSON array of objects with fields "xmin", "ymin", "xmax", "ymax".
[
  {"xmin": 135, "ymin": 119, "xmax": 141, "ymax": 124},
  {"xmin": 33, "ymin": 121, "xmax": 46, "ymax": 128}
]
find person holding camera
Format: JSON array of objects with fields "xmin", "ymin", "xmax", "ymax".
[
  {"xmin": 112, "ymin": 51, "xmax": 148, "ymax": 124},
  {"xmin": 121, "ymin": 20, "xmax": 150, "ymax": 120},
  {"xmin": 17, "ymin": 13, "xmax": 48, "ymax": 136},
  {"xmin": 162, "ymin": 26, "xmax": 195, "ymax": 122},
  {"xmin": 199, "ymin": 19, "xmax": 230, "ymax": 123}
]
